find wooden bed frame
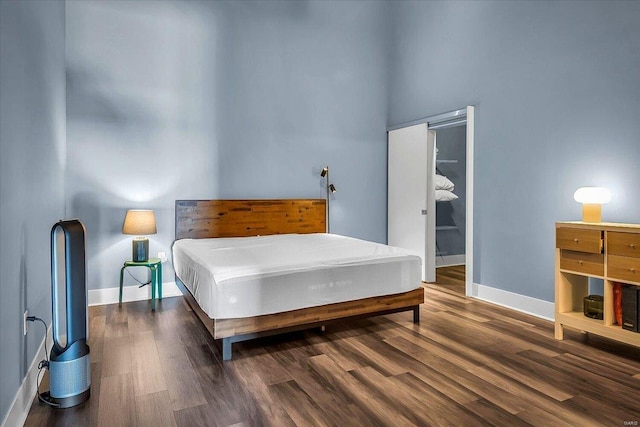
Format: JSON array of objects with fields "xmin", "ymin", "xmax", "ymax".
[{"xmin": 174, "ymin": 199, "xmax": 425, "ymax": 360}]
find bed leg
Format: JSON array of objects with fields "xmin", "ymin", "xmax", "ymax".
[
  {"xmin": 413, "ymin": 306, "xmax": 420, "ymax": 323},
  {"xmin": 222, "ymin": 338, "xmax": 232, "ymax": 361}
]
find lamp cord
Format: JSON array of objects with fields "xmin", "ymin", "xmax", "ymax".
[
  {"xmin": 125, "ymin": 268, "xmax": 152, "ymax": 288},
  {"xmin": 27, "ymin": 316, "xmax": 60, "ymax": 407}
]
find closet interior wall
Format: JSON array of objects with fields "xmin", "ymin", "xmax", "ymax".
[{"xmin": 435, "ymin": 125, "xmax": 467, "ymax": 267}]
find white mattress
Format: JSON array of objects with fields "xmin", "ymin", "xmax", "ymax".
[{"xmin": 172, "ymin": 233, "xmax": 422, "ymax": 319}]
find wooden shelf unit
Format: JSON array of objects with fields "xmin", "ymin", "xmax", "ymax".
[{"xmin": 555, "ymin": 221, "xmax": 640, "ymax": 348}]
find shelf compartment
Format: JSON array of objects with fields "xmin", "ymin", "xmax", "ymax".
[
  {"xmin": 556, "ymin": 311, "xmax": 640, "ymax": 347},
  {"xmin": 555, "ymin": 269, "xmax": 589, "ymax": 314}
]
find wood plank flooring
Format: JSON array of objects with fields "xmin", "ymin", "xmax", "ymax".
[
  {"xmin": 435, "ymin": 264, "xmax": 466, "ymax": 294},
  {"xmin": 25, "ymin": 267, "xmax": 640, "ymax": 426}
]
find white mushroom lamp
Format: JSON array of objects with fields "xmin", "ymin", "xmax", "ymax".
[{"xmin": 574, "ymin": 187, "xmax": 611, "ymax": 223}]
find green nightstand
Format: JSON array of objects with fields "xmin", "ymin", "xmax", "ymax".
[{"xmin": 119, "ymin": 258, "xmax": 163, "ymax": 311}]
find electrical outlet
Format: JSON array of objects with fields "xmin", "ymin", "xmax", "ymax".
[
  {"xmin": 158, "ymin": 251, "xmax": 167, "ymax": 262},
  {"xmin": 23, "ymin": 310, "xmax": 28, "ymax": 335}
]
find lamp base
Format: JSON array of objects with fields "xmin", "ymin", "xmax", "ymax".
[
  {"xmin": 582, "ymin": 204, "xmax": 602, "ymax": 223},
  {"xmin": 132, "ymin": 237, "xmax": 149, "ymax": 262}
]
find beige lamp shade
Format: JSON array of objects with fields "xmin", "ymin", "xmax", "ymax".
[{"xmin": 122, "ymin": 210, "xmax": 157, "ymax": 235}]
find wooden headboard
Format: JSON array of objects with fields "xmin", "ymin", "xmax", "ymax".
[{"xmin": 175, "ymin": 199, "xmax": 326, "ymax": 240}]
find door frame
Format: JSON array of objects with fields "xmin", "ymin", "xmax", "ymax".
[{"xmin": 387, "ymin": 106, "xmax": 475, "ymax": 297}]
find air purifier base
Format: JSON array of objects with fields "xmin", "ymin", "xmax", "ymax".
[
  {"xmin": 49, "ymin": 350, "xmax": 91, "ymax": 408},
  {"xmin": 40, "ymin": 389, "xmax": 91, "ymax": 409}
]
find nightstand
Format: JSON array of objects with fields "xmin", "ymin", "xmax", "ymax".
[{"xmin": 119, "ymin": 257, "xmax": 163, "ymax": 311}]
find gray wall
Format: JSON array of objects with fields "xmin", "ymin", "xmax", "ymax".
[
  {"xmin": 389, "ymin": 0, "xmax": 640, "ymax": 301},
  {"xmin": 435, "ymin": 125, "xmax": 466, "ymax": 259},
  {"xmin": 0, "ymin": 0, "xmax": 66, "ymax": 421},
  {"xmin": 65, "ymin": 0, "xmax": 391, "ymax": 291},
  {"xmin": 65, "ymin": 0, "xmax": 223, "ymax": 290}
]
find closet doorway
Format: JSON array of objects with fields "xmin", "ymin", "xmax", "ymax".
[{"xmin": 387, "ymin": 107, "xmax": 474, "ymax": 296}]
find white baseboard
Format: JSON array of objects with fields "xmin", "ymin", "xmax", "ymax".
[
  {"xmin": 436, "ymin": 254, "xmax": 466, "ymax": 267},
  {"xmin": 88, "ymin": 281, "xmax": 182, "ymax": 306},
  {"xmin": 471, "ymin": 283, "xmax": 554, "ymax": 321},
  {"xmin": 1, "ymin": 327, "xmax": 52, "ymax": 427}
]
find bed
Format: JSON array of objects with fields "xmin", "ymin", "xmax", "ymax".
[{"xmin": 173, "ymin": 199, "xmax": 424, "ymax": 360}]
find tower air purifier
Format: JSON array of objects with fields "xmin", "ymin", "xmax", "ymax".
[{"xmin": 47, "ymin": 219, "xmax": 91, "ymax": 408}]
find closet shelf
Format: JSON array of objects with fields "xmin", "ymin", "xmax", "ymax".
[{"xmin": 436, "ymin": 226, "xmax": 458, "ymax": 231}]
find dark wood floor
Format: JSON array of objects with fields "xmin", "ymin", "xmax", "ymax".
[
  {"xmin": 434, "ymin": 264, "xmax": 466, "ymax": 294},
  {"xmin": 25, "ymin": 267, "xmax": 640, "ymax": 426}
]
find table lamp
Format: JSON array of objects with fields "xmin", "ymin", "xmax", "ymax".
[
  {"xmin": 122, "ymin": 209, "xmax": 157, "ymax": 262},
  {"xmin": 573, "ymin": 187, "xmax": 611, "ymax": 223}
]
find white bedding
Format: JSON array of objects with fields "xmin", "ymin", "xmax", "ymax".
[{"xmin": 172, "ymin": 233, "xmax": 422, "ymax": 319}]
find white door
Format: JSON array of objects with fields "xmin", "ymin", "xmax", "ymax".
[
  {"xmin": 425, "ymin": 129, "xmax": 436, "ymax": 282},
  {"xmin": 388, "ymin": 124, "xmax": 436, "ymax": 282}
]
